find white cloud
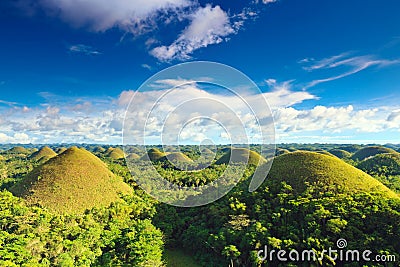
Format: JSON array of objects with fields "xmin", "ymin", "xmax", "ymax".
[
  {"xmin": 150, "ymin": 5, "xmax": 236, "ymax": 61},
  {"xmin": 0, "ymin": 132, "xmax": 32, "ymax": 144},
  {"xmin": 69, "ymin": 44, "xmax": 101, "ymax": 55},
  {"xmin": 300, "ymin": 53, "xmax": 400, "ymax": 88},
  {"xmin": 34, "ymin": 0, "xmax": 192, "ymax": 34}
]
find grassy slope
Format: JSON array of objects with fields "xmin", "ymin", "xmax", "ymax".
[
  {"xmin": 268, "ymin": 151, "xmax": 398, "ymax": 198},
  {"xmin": 107, "ymin": 147, "xmax": 125, "ymax": 160},
  {"xmin": 351, "ymin": 146, "xmax": 398, "ymax": 161},
  {"xmin": 328, "ymin": 149, "xmax": 352, "ymax": 159},
  {"xmin": 159, "ymin": 152, "xmax": 193, "ymax": 163},
  {"xmin": 141, "ymin": 148, "xmax": 166, "ymax": 161},
  {"xmin": 10, "ymin": 147, "xmax": 132, "ymax": 213},
  {"xmin": 29, "ymin": 146, "xmax": 57, "ymax": 161},
  {"xmin": 215, "ymin": 148, "xmax": 267, "ymax": 166}
]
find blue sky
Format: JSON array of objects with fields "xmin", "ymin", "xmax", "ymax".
[{"xmin": 0, "ymin": 0, "xmax": 400, "ymax": 144}]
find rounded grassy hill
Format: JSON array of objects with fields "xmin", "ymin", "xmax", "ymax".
[
  {"xmin": 10, "ymin": 147, "xmax": 132, "ymax": 213},
  {"xmin": 328, "ymin": 149, "xmax": 352, "ymax": 159},
  {"xmin": 266, "ymin": 151, "xmax": 398, "ymax": 198},
  {"xmin": 55, "ymin": 147, "xmax": 67, "ymax": 154},
  {"xmin": 215, "ymin": 148, "xmax": 267, "ymax": 166},
  {"xmin": 6, "ymin": 146, "xmax": 30, "ymax": 155},
  {"xmin": 29, "ymin": 146, "xmax": 57, "ymax": 162},
  {"xmin": 140, "ymin": 148, "xmax": 166, "ymax": 161},
  {"xmin": 106, "ymin": 147, "xmax": 125, "ymax": 160},
  {"xmin": 357, "ymin": 153, "xmax": 400, "ymax": 176},
  {"xmin": 159, "ymin": 152, "xmax": 194, "ymax": 164},
  {"xmin": 351, "ymin": 146, "xmax": 397, "ymax": 161}
]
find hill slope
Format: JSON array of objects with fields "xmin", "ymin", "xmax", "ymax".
[
  {"xmin": 10, "ymin": 147, "xmax": 132, "ymax": 213},
  {"xmin": 159, "ymin": 152, "xmax": 194, "ymax": 164},
  {"xmin": 29, "ymin": 146, "xmax": 57, "ymax": 162},
  {"xmin": 215, "ymin": 148, "xmax": 267, "ymax": 166},
  {"xmin": 351, "ymin": 146, "xmax": 397, "ymax": 161},
  {"xmin": 106, "ymin": 147, "xmax": 125, "ymax": 160},
  {"xmin": 267, "ymin": 151, "xmax": 398, "ymax": 198},
  {"xmin": 141, "ymin": 148, "xmax": 166, "ymax": 161},
  {"xmin": 328, "ymin": 149, "xmax": 352, "ymax": 159},
  {"xmin": 357, "ymin": 153, "xmax": 400, "ymax": 176}
]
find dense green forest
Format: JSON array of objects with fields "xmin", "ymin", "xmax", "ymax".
[{"xmin": 0, "ymin": 144, "xmax": 399, "ymax": 266}]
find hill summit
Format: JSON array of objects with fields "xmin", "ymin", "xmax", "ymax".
[
  {"xmin": 10, "ymin": 147, "xmax": 132, "ymax": 213},
  {"xmin": 29, "ymin": 146, "xmax": 57, "ymax": 162},
  {"xmin": 215, "ymin": 148, "xmax": 267, "ymax": 166},
  {"xmin": 267, "ymin": 151, "xmax": 398, "ymax": 198},
  {"xmin": 351, "ymin": 146, "xmax": 397, "ymax": 161}
]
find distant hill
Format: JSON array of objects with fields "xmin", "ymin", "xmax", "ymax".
[
  {"xmin": 140, "ymin": 148, "xmax": 166, "ymax": 161},
  {"xmin": 159, "ymin": 152, "xmax": 193, "ymax": 164},
  {"xmin": 267, "ymin": 151, "xmax": 398, "ymax": 198},
  {"xmin": 314, "ymin": 150, "xmax": 336, "ymax": 157},
  {"xmin": 275, "ymin": 148, "xmax": 290, "ymax": 156},
  {"xmin": 215, "ymin": 148, "xmax": 267, "ymax": 166},
  {"xmin": 6, "ymin": 146, "xmax": 30, "ymax": 155},
  {"xmin": 351, "ymin": 146, "xmax": 397, "ymax": 161},
  {"xmin": 328, "ymin": 149, "xmax": 352, "ymax": 159},
  {"xmin": 357, "ymin": 153, "xmax": 400, "ymax": 176},
  {"xmin": 10, "ymin": 147, "xmax": 132, "ymax": 213},
  {"xmin": 106, "ymin": 147, "xmax": 125, "ymax": 160},
  {"xmin": 126, "ymin": 153, "xmax": 140, "ymax": 160},
  {"xmin": 29, "ymin": 146, "xmax": 57, "ymax": 162},
  {"xmin": 337, "ymin": 145, "xmax": 363, "ymax": 153}
]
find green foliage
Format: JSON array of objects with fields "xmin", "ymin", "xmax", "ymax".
[{"xmin": 0, "ymin": 190, "xmax": 164, "ymax": 266}]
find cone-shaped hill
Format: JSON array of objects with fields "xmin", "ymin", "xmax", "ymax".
[
  {"xmin": 328, "ymin": 149, "xmax": 352, "ymax": 159},
  {"xmin": 215, "ymin": 148, "xmax": 267, "ymax": 166},
  {"xmin": 10, "ymin": 147, "xmax": 132, "ymax": 213},
  {"xmin": 267, "ymin": 151, "xmax": 398, "ymax": 198},
  {"xmin": 106, "ymin": 147, "xmax": 125, "ymax": 160},
  {"xmin": 351, "ymin": 146, "xmax": 397, "ymax": 161},
  {"xmin": 357, "ymin": 153, "xmax": 400, "ymax": 176},
  {"xmin": 140, "ymin": 148, "xmax": 166, "ymax": 161},
  {"xmin": 159, "ymin": 152, "xmax": 193, "ymax": 163},
  {"xmin": 29, "ymin": 146, "xmax": 57, "ymax": 162},
  {"xmin": 55, "ymin": 147, "xmax": 67, "ymax": 154},
  {"xmin": 6, "ymin": 146, "xmax": 30, "ymax": 155}
]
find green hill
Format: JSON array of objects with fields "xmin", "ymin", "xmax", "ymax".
[
  {"xmin": 159, "ymin": 152, "xmax": 194, "ymax": 164},
  {"xmin": 10, "ymin": 147, "xmax": 132, "ymax": 213},
  {"xmin": 338, "ymin": 144, "xmax": 363, "ymax": 153},
  {"xmin": 267, "ymin": 151, "xmax": 398, "ymax": 198},
  {"xmin": 314, "ymin": 150, "xmax": 336, "ymax": 157},
  {"xmin": 6, "ymin": 146, "xmax": 30, "ymax": 155},
  {"xmin": 351, "ymin": 146, "xmax": 397, "ymax": 161},
  {"xmin": 275, "ymin": 148, "xmax": 290, "ymax": 156},
  {"xmin": 357, "ymin": 153, "xmax": 400, "ymax": 176},
  {"xmin": 141, "ymin": 148, "xmax": 166, "ymax": 161},
  {"xmin": 126, "ymin": 153, "xmax": 140, "ymax": 160},
  {"xmin": 29, "ymin": 146, "xmax": 57, "ymax": 162},
  {"xmin": 93, "ymin": 146, "xmax": 106, "ymax": 153},
  {"xmin": 215, "ymin": 148, "xmax": 267, "ymax": 166},
  {"xmin": 106, "ymin": 147, "xmax": 125, "ymax": 160},
  {"xmin": 328, "ymin": 149, "xmax": 352, "ymax": 159}
]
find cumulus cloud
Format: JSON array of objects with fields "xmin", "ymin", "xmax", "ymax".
[
  {"xmin": 151, "ymin": 5, "xmax": 236, "ymax": 61},
  {"xmin": 30, "ymin": 0, "xmax": 192, "ymax": 34},
  {"xmin": 1, "ymin": 80, "xmax": 399, "ymax": 144}
]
